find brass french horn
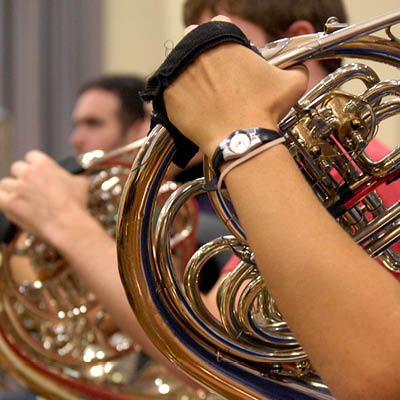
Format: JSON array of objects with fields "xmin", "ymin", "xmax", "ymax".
[
  {"xmin": 0, "ymin": 138, "xmax": 207, "ymax": 399},
  {"xmin": 117, "ymin": 10, "xmax": 400, "ymax": 400}
]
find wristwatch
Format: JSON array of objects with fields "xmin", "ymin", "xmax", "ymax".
[{"xmin": 211, "ymin": 127, "xmax": 282, "ymax": 172}]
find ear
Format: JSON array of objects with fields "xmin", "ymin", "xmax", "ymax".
[
  {"xmin": 285, "ymin": 20, "xmax": 316, "ymax": 38},
  {"xmin": 122, "ymin": 118, "xmax": 150, "ymax": 144},
  {"xmin": 285, "ymin": 21, "xmax": 327, "ymax": 89}
]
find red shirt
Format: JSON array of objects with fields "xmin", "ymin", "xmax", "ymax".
[{"xmin": 222, "ymin": 139, "xmax": 400, "ymax": 278}]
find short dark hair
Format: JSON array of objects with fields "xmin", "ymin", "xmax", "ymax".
[
  {"xmin": 183, "ymin": 0, "xmax": 347, "ymax": 73},
  {"xmin": 78, "ymin": 75, "xmax": 146, "ymax": 132}
]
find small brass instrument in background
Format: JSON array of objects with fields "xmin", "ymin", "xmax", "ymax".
[
  {"xmin": 0, "ymin": 138, "xmax": 208, "ymax": 399},
  {"xmin": 117, "ymin": 10, "xmax": 400, "ymax": 400}
]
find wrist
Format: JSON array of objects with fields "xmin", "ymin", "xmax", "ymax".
[
  {"xmin": 201, "ymin": 119, "xmax": 279, "ymax": 159},
  {"xmin": 210, "ymin": 127, "xmax": 282, "ymax": 174},
  {"xmin": 45, "ymin": 205, "xmax": 96, "ymax": 252}
]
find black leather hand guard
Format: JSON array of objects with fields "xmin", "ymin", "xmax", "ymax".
[{"xmin": 141, "ymin": 21, "xmax": 262, "ymax": 168}]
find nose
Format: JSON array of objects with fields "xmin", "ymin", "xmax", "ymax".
[{"xmin": 69, "ymin": 127, "xmax": 85, "ymax": 154}]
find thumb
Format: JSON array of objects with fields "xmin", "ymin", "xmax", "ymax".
[{"xmin": 286, "ymin": 63, "xmax": 309, "ymax": 98}]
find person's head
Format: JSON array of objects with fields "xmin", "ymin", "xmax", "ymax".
[
  {"xmin": 70, "ymin": 75, "xmax": 150, "ymax": 154},
  {"xmin": 183, "ymin": 0, "xmax": 347, "ymax": 75}
]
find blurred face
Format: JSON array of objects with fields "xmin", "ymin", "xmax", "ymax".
[
  {"xmin": 70, "ymin": 88, "xmax": 126, "ymax": 154},
  {"xmin": 198, "ymin": 9, "xmax": 269, "ymax": 47}
]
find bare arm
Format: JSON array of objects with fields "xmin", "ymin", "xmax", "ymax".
[
  {"xmin": 163, "ymin": 20, "xmax": 400, "ymax": 399},
  {"xmin": 0, "ymin": 150, "xmax": 190, "ymax": 380},
  {"xmin": 46, "ymin": 199, "xmax": 168, "ymax": 363},
  {"xmin": 222, "ymin": 145, "xmax": 400, "ymax": 400}
]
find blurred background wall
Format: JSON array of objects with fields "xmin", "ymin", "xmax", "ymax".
[
  {"xmin": 103, "ymin": 0, "xmax": 186, "ymax": 78},
  {"xmin": 0, "ymin": 0, "xmax": 398, "ymax": 176},
  {"xmin": 0, "ymin": 0, "xmax": 103, "ymax": 176}
]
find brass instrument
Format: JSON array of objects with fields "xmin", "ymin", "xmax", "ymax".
[
  {"xmin": 117, "ymin": 10, "xmax": 400, "ymax": 400},
  {"xmin": 0, "ymin": 138, "xmax": 206, "ymax": 399}
]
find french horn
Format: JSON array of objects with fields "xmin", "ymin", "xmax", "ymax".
[
  {"xmin": 117, "ymin": 10, "xmax": 400, "ymax": 400},
  {"xmin": 0, "ymin": 138, "xmax": 208, "ymax": 400}
]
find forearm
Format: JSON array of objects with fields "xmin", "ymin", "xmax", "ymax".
[
  {"xmin": 0, "ymin": 149, "xmax": 198, "ymax": 384},
  {"xmin": 222, "ymin": 143, "xmax": 400, "ymax": 399},
  {"xmin": 50, "ymin": 209, "xmax": 151, "ymax": 343},
  {"xmin": 153, "ymin": 23, "xmax": 400, "ymax": 396},
  {"xmin": 48, "ymin": 207, "xmax": 194, "ymax": 383}
]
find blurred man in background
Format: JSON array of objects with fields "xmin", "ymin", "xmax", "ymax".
[{"xmin": 0, "ymin": 74, "xmax": 151, "ymax": 400}]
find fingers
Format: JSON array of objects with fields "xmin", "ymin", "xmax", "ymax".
[
  {"xmin": 183, "ymin": 15, "xmax": 234, "ymax": 37},
  {"xmin": 0, "ymin": 178, "xmax": 19, "ymax": 214},
  {"xmin": 10, "ymin": 160, "xmax": 28, "ymax": 178},
  {"xmin": 25, "ymin": 149, "xmax": 49, "ymax": 164},
  {"xmin": 183, "ymin": 24, "xmax": 198, "ymax": 36},
  {"xmin": 285, "ymin": 63, "xmax": 309, "ymax": 100},
  {"xmin": 286, "ymin": 63, "xmax": 309, "ymax": 81},
  {"xmin": 9, "ymin": 150, "xmax": 50, "ymax": 179},
  {"xmin": 211, "ymin": 15, "xmax": 232, "ymax": 23},
  {"xmin": 0, "ymin": 177, "xmax": 18, "ymax": 193}
]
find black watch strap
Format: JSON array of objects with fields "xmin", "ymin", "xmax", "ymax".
[{"xmin": 212, "ymin": 128, "xmax": 282, "ymax": 173}]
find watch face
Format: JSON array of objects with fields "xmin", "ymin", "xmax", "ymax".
[{"xmin": 228, "ymin": 132, "xmax": 251, "ymax": 154}]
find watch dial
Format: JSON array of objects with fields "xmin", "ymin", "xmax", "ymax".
[{"xmin": 229, "ymin": 133, "xmax": 251, "ymax": 154}]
